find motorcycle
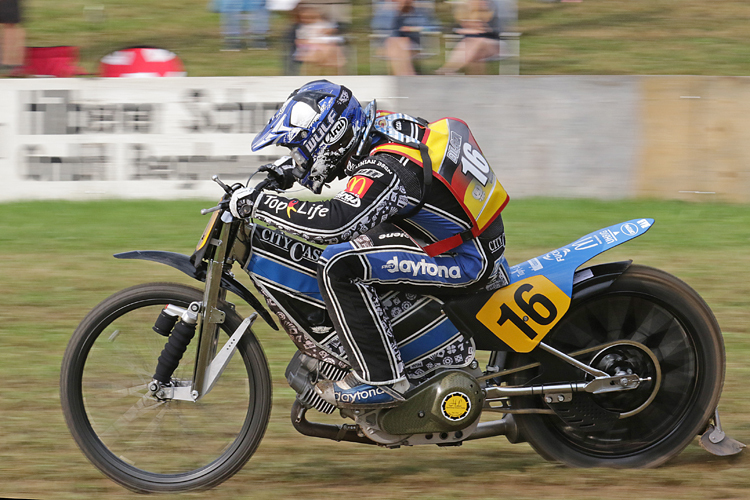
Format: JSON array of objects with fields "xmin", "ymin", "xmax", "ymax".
[{"xmin": 60, "ymin": 175, "xmax": 744, "ymax": 493}]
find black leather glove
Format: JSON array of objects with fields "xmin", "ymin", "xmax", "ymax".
[{"xmin": 258, "ymin": 156, "xmax": 296, "ymax": 190}]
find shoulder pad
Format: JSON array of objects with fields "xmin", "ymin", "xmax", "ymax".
[{"xmin": 373, "ymin": 113, "xmax": 428, "ymax": 147}]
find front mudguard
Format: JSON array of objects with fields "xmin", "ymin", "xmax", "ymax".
[{"xmin": 114, "ymin": 250, "xmax": 278, "ymax": 330}]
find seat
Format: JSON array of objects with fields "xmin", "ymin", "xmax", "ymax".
[{"xmin": 11, "ymin": 46, "xmax": 88, "ymax": 78}]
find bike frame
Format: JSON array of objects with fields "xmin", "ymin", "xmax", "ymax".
[{"xmin": 142, "ymin": 183, "xmax": 661, "ymax": 410}]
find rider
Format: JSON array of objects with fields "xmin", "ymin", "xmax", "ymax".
[{"xmin": 230, "ymin": 80, "xmax": 510, "ymax": 409}]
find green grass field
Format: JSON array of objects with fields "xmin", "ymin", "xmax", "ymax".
[
  {"xmin": 17, "ymin": 0, "xmax": 750, "ymax": 76},
  {"xmin": 2, "ymin": 197, "xmax": 750, "ymax": 499}
]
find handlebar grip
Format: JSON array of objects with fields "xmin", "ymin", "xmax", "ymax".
[{"xmin": 255, "ymin": 177, "xmax": 279, "ymax": 192}]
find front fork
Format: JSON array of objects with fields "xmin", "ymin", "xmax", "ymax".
[{"xmin": 149, "ymin": 220, "xmax": 256, "ymax": 402}]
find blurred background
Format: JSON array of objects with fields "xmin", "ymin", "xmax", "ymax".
[
  {"xmin": 3, "ymin": 1, "xmax": 750, "ymax": 500},
  {"xmin": 2, "ymin": 0, "xmax": 750, "ymax": 78}
]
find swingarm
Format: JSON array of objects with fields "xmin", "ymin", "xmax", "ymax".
[{"xmin": 483, "ymin": 339, "xmax": 657, "ymax": 415}]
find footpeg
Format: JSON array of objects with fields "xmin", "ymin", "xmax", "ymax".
[{"xmin": 699, "ymin": 408, "xmax": 745, "ymax": 456}]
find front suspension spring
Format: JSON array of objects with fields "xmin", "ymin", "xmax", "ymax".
[{"xmin": 153, "ymin": 302, "xmax": 201, "ymax": 385}]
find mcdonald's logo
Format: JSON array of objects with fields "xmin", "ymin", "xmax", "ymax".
[{"xmin": 344, "ymin": 176, "xmax": 374, "ymax": 198}]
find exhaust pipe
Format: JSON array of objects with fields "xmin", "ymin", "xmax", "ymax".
[
  {"xmin": 291, "ymin": 400, "xmax": 375, "ymax": 445},
  {"xmin": 465, "ymin": 414, "xmax": 525, "ymax": 444}
]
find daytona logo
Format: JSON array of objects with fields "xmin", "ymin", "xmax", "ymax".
[
  {"xmin": 383, "ymin": 256, "xmax": 462, "ymax": 279},
  {"xmin": 334, "ymin": 387, "xmax": 385, "ymax": 403}
]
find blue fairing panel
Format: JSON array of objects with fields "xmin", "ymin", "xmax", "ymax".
[
  {"xmin": 508, "ymin": 218, "xmax": 655, "ymax": 298},
  {"xmin": 245, "ymin": 253, "xmax": 324, "ymax": 302}
]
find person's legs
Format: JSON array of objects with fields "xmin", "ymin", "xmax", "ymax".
[
  {"xmin": 437, "ymin": 38, "xmax": 468, "ymax": 74},
  {"xmin": 317, "ymin": 225, "xmax": 488, "ymax": 389},
  {"xmin": 220, "ymin": 0, "xmax": 243, "ymax": 50},
  {"xmin": 467, "ymin": 37, "xmax": 500, "ymax": 74},
  {"xmin": 1, "ymin": 23, "xmax": 25, "ymax": 66},
  {"xmin": 244, "ymin": 0, "xmax": 269, "ymax": 48},
  {"xmin": 385, "ymin": 36, "xmax": 415, "ymax": 75}
]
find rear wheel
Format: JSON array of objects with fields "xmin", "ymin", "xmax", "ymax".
[
  {"xmin": 60, "ymin": 283, "xmax": 272, "ymax": 492},
  {"xmin": 511, "ymin": 265, "xmax": 724, "ymax": 467}
]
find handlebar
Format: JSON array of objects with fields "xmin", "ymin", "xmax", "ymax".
[{"xmin": 200, "ymin": 176, "xmax": 280, "ymax": 216}]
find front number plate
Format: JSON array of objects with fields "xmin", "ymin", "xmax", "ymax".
[{"xmin": 476, "ymin": 275, "xmax": 571, "ymax": 353}]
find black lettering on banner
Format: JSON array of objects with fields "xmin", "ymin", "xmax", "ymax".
[{"xmin": 496, "ymin": 284, "xmax": 558, "ymax": 341}]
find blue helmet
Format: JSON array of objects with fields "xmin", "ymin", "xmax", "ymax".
[{"xmin": 252, "ymin": 80, "xmax": 367, "ymax": 194}]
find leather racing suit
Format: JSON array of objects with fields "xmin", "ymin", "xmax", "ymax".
[{"xmin": 250, "ymin": 115, "xmax": 510, "ymax": 385}]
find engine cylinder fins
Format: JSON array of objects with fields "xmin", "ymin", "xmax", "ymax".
[{"xmin": 285, "ymin": 351, "xmax": 349, "ymax": 414}]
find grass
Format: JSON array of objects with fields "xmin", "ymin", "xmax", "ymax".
[
  {"xmin": 16, "ymin": 0, "xmax": 750, "ymax": 76},
  {"xmin": 2, "ymin": 197, "xmax": 750, "ymax": 499}
]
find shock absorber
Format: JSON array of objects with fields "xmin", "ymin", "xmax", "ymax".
[{"xmin": 152, "ymin": 301, "xmax": 202, "ymax": 385}]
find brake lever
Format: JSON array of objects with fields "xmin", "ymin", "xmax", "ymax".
[
  {"xmin": 212, "ymin": 175, "xmax": 233, "ymax": 194},
  {"xmin": 201, "ymin": 205, "xmax": 222, "ymax": 215},
  {"xmin": 201, "ymin": 176, "xmax": 278, "ymax": 215}
]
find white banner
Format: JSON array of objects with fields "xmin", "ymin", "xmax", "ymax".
[{"xmin": 0, "ymin": 76, "xmax": 394, "ymax": 201}]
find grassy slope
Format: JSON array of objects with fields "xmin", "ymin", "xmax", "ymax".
[
  {"xmin": 18, "ymin": 0, "xmax": 750, "ymax": 76},
  {"xmin": 2, "ymin": 198, "xmax": 750, "ymax": 499}
]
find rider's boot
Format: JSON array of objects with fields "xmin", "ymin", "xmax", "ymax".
[{"xmin": 315, "ymin": 373, "xmax": 409, "ymax": 409}]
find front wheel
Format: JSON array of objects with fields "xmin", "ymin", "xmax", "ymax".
[
  {"xmin": 60, "ymin": 283, "xmax": 272, "ymax": 492},
  {"xmin": 511, "ymin": 265, "xmax": 725, "ymax": 467}
]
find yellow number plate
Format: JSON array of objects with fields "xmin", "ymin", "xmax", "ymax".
[
  {"xmin": 476, "ymin": 275, "xmax": 571, "ymax": 353},
  {"xmin": 196, "ymin": 210, "xmax": 220, "ymax": 252}
]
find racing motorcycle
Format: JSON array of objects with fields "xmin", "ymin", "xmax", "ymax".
[{"xmin": 60, "ymin": 175, "xmax": 744, "ymax": 493}]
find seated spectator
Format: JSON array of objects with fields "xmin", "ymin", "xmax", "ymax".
[
  {"xmin": 436, "ymin": 0, "xmax": 505, "ymax": 75},
  {"xmin": 373, "ymin": 0, "xmax": 437, "ymax": 76},
  {"xmin": 293, "ymin": 2, "xmax": 346, "ymax": 75},
  {"xmin": 0, "ymin": 0, "xmax": 25, "ymax": 74}
]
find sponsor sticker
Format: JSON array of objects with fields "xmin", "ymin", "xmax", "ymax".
[
  {"xmin": 354, "ymin": 168, "xmax": 384, "ymax": 179},
  {"xmin": 572, "ymin": 235, "xmax": 602, "ymax": 251},
  {"xmin": 441, "ymin": 392, "xmax": 471, "ymax": 421},
  {"xmin": 262, "ymin": 197, "xmax": 329, "ymax": 220},
  {"xmin": 447, "ymin": 130, "xmax": 462, "ymax": 164},
  {"xmin": 529, "ymin": 258, "xmax": 543, "ymax": 271},
  {"xmin": 324, "ymin": 117, "xmax": 348, "ymax": 145},
  {"xmin": 259, "ymin": 228, "xmax": 322, "ymax": 263},
  {"xmin": 334, "ymin": 191, "xmax": 361, "ymax": 208},
  {"xmin": 378, "ymin": 232, "xmax": 410, "ymax": 240},
  {"xmin": 621, "ymin": 222, "xmax": 640, "ymax": 236},
  {"xmin": 382, "ymin": 256, "xmax": 462, "ymax": 279},
  {"xmin": 345, "ymin": 175, "xmax": 374, "ymax": 198},
  {"xmin": 600, "ymin": 229, "xmax": 618, "ymax": 244},
  {"xmin": 472, "ymin": 184, "xmax": 486, "ymax": 202},
  {"xmin": 337, "ymin": 89, "xmax": 350, "ymax": 105},
  {"xmin": 542, "ymin": 248, "xmax": 570, "ymax": 262},
  {"xmin": 352, "ymin": 234, "xmax": 374, "ymax": 248},
  {"xmin": 488, "ymin": 234, "xmax": 505, "ymax": 253}
]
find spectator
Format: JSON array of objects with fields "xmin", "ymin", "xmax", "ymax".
[
  {"xmin": 373, "ymin": 0, "xmax": 437, "ymax": 76},
  {"xmin": 243, "ymin": 0, "xmax": 270, "ymax": 49},
  {"xmin": 0, "ymin": 0, "xmax": 25, "ymax": 74},
  {"xmin": 436, "ymin": 0, "xmax": 506, "ymax": 75},
  {"xmin": 293, "ymin": 2, "xmax": 345, "ymax": 75},
  {"xmin": 219, "ymin": 0, "xmax": 269, "ymax": 51}
]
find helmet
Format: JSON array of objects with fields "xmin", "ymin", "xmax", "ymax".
[{"xmin": 252, "ymin": 80, "xmax": 367, "ymax": 194}]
